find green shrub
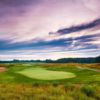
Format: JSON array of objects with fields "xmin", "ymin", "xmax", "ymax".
[{"xmin": 81, "ymin": 85, "xmax": 96, "ymax": 97}]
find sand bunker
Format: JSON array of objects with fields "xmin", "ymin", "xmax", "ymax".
[{"xmin": 0, "ymin": 66, "xmax": 6, "ymax": 72}]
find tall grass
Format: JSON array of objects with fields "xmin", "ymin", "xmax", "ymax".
[{"xmin": 0, "ymin": 84, "xmax": 99, "ymax": 100}]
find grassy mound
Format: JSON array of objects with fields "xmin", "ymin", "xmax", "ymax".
[{"xmin": 17, "ymin": 68, "xmax": 75, "ymax": 80}]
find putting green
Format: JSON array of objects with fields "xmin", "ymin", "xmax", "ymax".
[{"xmin": 17, "ymin": 68, "xmax": 76, "ymax": 80}]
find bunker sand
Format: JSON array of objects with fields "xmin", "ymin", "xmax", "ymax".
[{"xmin": 0, "ymin": 67, "xmax": 6, "ymax": 72}]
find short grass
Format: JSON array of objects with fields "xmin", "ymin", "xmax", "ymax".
[{"xmin": 17, "ymin": 68, "xmax": 75, "ymax": 80}]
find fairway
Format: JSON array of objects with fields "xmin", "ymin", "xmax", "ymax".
[{"xmin": 17, "ymin": 68, "xmax": 76, "ymax": 80}]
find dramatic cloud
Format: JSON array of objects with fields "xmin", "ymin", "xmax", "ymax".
[
  {"xmin": 51, "ymin": 18, "xmax": 100, "ymax": 35},
  {"xmin": 0, "ymin": 0, "xmax": 100, "ymax": 60}
]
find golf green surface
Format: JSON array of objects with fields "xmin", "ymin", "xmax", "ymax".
[{"xmin": 17, "ymin": 68, "xmax": 76, "ymax": 80}]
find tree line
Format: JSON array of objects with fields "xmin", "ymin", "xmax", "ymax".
[{"xmin": 0, "ymin": 55, "xmax": 100, "ymax": 63}]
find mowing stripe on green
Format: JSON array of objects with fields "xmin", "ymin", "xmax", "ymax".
[{"xmin": 17, "ymin": 68, "xmax": 76, "ymax": 80}]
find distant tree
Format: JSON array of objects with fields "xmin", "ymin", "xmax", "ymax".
[
  {"xmin": 0, "ymin": 55, "xmax": 100, "ymax": 63},
  {"xmin": 13, "ymin": 59, "xmax": 19, "ymax": 63},
  {"xmin": 45, "ymin": 59, "xmax": 53, "ymax": 63},
  {"xmin": 95, "ymin": 56, "xmax": 100, "ymax": 63}
]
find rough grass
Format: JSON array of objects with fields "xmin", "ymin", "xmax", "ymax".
[{"xmin": 0, "ymin": 84, "xmax": 99, "ymax": 100}]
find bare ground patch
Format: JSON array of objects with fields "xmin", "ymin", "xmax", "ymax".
[{"xmin": 0, "ymin": 65, "xmax": 6, "ymax": 72}]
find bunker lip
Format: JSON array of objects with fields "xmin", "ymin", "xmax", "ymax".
[{"xmin": 17, "ymin": 68, "xmax": 76, "ymax": 80}]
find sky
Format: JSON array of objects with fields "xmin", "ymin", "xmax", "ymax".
[{"xmin": 0, "ymin": 0, "xmax": 100, "ymax": 60}]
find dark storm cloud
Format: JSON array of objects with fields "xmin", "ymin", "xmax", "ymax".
[
  {"xmin": 50, "ymin": 18, "xmax": 100, "ymax": 35},
  {"xmin": 0, "ymin": 40, "xmax": 10, "ymax": 48},
  {"xmin": 0, "ymin": 38, "xmax": 73, "ymax": 51},
  {"xmin": 75, "ymin": 33, "xmax": 100, "ymax": 42},
  {"xmin": 73, "ymin": 42, "xmax": 99, "ymax": 51},
  {"xmin": 0, "ymin": 33, "xmax": 100, "ymax": 52}
]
